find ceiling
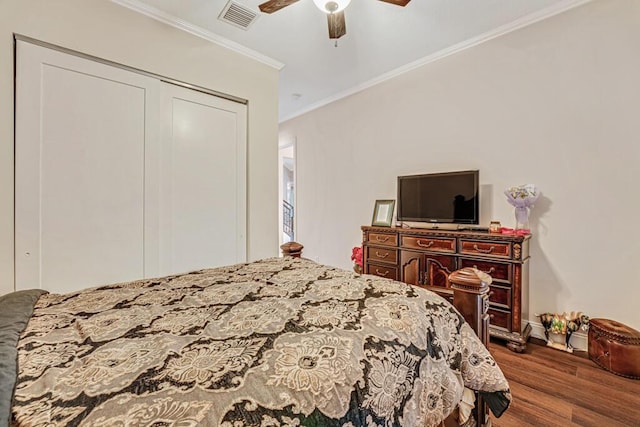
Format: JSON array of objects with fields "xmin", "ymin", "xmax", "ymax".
[{"xmin": 114, "ymin": 0, "xmax": 588, "ymax": 122}]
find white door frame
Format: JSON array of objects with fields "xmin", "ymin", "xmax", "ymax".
[{"xmin": 278, "ymin": 139, "xmax": 297, "ymax": 248}]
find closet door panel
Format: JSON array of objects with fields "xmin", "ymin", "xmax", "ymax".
[
  {"xmin": 160, "ymin": 84, "xmax": 247, "ymax": 275},
  {"xmin": 15, "ymin": 41, "xmax": 247, "ymax": 292},
  {"xmin": 15, "ymin": 41, "xmax": 157, "ymax": 293}
]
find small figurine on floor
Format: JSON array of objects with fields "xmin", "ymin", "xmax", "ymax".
[{"xmin": 538, "ymin": 311, "xmax": 589, "ymax": 353}]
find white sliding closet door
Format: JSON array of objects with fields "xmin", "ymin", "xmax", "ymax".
[
  {"xmin": 15, "ymin": 41, "xmax": 159, "ymax": 293},
  {"xmin": 159, "ymin": 83, "xmax": 246, "ymax": 275},
  {"xmin": 15, "ymin": 41, "xmax": 247, "ymax": 293}
]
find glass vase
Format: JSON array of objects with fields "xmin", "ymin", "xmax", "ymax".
[{"xmin": 514, "ymin": 206, "xmax": 530, "ymax": 231}]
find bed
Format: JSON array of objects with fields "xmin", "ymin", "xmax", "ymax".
[{"xmin": 1, "ymin": 247, "xmax": 510, "ymax": 427}]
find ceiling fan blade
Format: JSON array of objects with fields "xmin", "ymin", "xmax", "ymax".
[
  {"xmin": 377, "ymin": 0, "xmax": 411, "ymax": 6},
  {"xmin": 327, "ymin": 11, "xmax": 346, "ymax": 39},
  {"xmin": 258, "ymin": 0, "xmax": 299, "ymax": 14}
]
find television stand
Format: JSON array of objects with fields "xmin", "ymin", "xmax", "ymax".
[{"xmin": 362, "ymin": 225, "xmax": 531, "ymax": 352}]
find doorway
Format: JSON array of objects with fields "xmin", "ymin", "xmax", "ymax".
[{"xmin": 278, "ymin": 142, "xmax": 296, "ymax": 247}]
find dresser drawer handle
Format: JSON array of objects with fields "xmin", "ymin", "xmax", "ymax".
[
  {"xmin": 488, "ymin": 291, "xmax": 495, "ymax": 297},
  {"xmin": 416, "ymin": 240, "xmax": 434, "ymax": 248},
  {"xmin": 375, "ymin": 236, "xmax": 390, "ymax": 243},
  {"xmin": 375, "ymin": 251, "xmax": 389, "ymax": 259},
  {"xmin": 473, "ymin": 265, "xmax": 495, "ymax": 274},
  {"xmin": 375, "ymin": 268, "xmax": 389, "ymax": 277},
  {"xmin": 473, "ymin": 244, "xmax": 495, "ymax": 254}
]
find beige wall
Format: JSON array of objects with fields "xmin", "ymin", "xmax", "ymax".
[
  {"xmin": 280, "ymin": 0, "xmax": 640, "ymax": 329},
  {"xmin": 0, "ymin": 0, "xmax": 280, "ymax": 295}
]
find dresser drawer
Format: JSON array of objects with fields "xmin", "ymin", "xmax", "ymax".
[
  {"xmin": 488, "ymin": 285, "xmax": 512, "ymax": 309},
  {"xmin": 366, "ymin": 232, "xmax": 398, "ymax": 247},
  {"xmin": 459, "ymin": 240, "xmax": 511, "ymax": 259},
  {"xmin": 458, "ymin": 258, "xmax": 511, "ymax": 283},
  {"xmin": 401, "ymin": 236, "xmax": 456, "ymax": 253},
  {"xmin": 366, "ymin": 246, "xmax": 397, "ymax": 264},
  {"xmin": 489, "ymin": 308, "xmax": 512, "ymax": 331},
  {"xmin": 366, "ymin": 263, "xmax": 398, "ymax": 281}
]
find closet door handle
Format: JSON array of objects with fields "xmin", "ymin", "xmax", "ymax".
[
  {"xmin": 417, "ymin": 240, "xmax": 434, "ymax": 248},
  {"xmin": 473, "ymin": 244, "xmax": 495, "ymax": 254}
]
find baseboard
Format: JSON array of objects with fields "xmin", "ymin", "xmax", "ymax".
[{"xmin": 527, "ymin": 320, "xmax": 588, "ymax": 353}]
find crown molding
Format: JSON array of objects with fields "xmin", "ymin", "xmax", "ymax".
[
  {"xmin": 110, "ymin": 0, "xmax": 284, "ymax": 70},
  {"xmin": 280, "ymin": 0, "xmax": 593, "ymax": 123}
]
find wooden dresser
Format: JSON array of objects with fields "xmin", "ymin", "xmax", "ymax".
[{"xmin": 362, "ymin": 225, "xmax": 531, "ymax": 352}]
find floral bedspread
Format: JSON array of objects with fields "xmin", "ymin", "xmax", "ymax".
[{"xmin": 12, "ymin": 257, "xmax": 510, "ymax": 426}]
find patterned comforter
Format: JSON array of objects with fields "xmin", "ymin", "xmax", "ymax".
[{"xmin": 12, "ymin": 257, "xmax": 510, "ymax": 426}]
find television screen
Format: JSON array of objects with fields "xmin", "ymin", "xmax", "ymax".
[{"xmin": 397, "ymin": 170, "xmax": 479, "ymax": 224}]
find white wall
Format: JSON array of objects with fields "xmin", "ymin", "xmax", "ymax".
[
  {"xmin": 0, "ymin": 0, "xmax": 280, "ymax": 295},
  {"xmin": 280, "ymin": 0, "xmax": 640, "ymax": 329}
]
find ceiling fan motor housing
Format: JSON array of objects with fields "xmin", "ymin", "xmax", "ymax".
[
  {"xmin": 325, "ymin": 2, "xmax": 338, "ymax": 12},
  {"xmin": 313, "ymin": 0, "xmax": 351, "ymax": 13}
]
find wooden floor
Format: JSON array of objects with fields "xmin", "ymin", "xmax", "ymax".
[{"xmin": 488, "ymin": 339, "xmax": 640, "ymax": 427}]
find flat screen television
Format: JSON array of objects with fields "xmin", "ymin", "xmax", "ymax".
[{"xmin": 397, "ymin": 170, "xmax": 479, "ymax": 225}]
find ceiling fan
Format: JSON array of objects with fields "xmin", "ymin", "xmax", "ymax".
[{"xmin": 258, "ymin": 0, "xmax": 411, "ymax": 40}]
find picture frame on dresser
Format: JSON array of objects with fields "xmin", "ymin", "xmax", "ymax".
[{"xmin": 371, "ymin": 199, "xmax": 395, "ymax": 227}]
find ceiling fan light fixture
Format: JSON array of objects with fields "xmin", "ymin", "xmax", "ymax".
[{"xmin": 313, "ymin": 0, "xmax": 351, "ymax": 14}]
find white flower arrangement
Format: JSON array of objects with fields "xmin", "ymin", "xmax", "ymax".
[
  {"xmin": 504, "ymin": 184, "xmax": 539, "ymax": 232},
  {"xmin": 504, "ymin": 184, "xmax": 539, "ymax": 208}
]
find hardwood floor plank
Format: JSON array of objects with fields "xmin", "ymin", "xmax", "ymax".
[
  {"xmin": 507, "ymin": 381, "xmax": 572, "ymax": 420},
  {"xmin": 571, "ymin": 405, "xmax": 636, "ymax": 427},
  {"xmin": 496, "ymin": 358, "xmax": 637, "ymax": 425},
  {"xmin": 492, "ymin": 395, "xmax": 575, "ymax": 427},
  {"xmin": 575, "ymin": 365, "xmax": 640, "ymax": 394},
  {"xmin": 493, "ymin": 412, "xmax": 540, "ymax": 427},
  {"xmin": 488, "ymin": 341, "xmax": 640, "ymax": 427},
  {"xmin": 490, "ymin": 341, "xmax": 579, "ymax": 377},
  {"xmin": 492, "ymin": 412, "xmax": 538, "ymax": 427}
]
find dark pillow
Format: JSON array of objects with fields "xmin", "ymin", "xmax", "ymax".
[{"xmin": 0, "ymin": 289, "xmax": 47, "ymax": 427}]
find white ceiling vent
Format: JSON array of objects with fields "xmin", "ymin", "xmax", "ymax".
[{"xmin": 218, "ymin": 1, "xmax": 259, "ymax": 30}]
